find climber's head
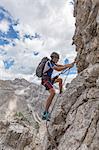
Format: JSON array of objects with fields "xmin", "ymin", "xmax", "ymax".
[{"xmin": 50, "ymin": 52, "xmax": 59, "ymax": 63}]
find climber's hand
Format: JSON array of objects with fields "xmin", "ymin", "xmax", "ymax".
[
  {"xmin": 64, "ymin": 62, "xmax": 75, "ymax": 69},
  {"xmin": 68, "ymin": 62, "xmax": 75, "ymax": 69}
]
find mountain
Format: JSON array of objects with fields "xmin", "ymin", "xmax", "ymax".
[
  {"xmin": 0, "ymin": 78, "xmax": 49, "ymax": 149},
  {"xmin": 0, "ymin": 0, "xmax": 99, "ymax": 150}
]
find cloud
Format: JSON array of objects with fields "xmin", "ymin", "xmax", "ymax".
[
  {"xmin": 0, "ymin": 19, "xmax": 9, "ymax": 32},
  {"xmin": 0, "ymin": 6, "xmax": 19, "ymax": 48},
  {"xmin": 3, "ymin": 58, "xmax": 14, "ymax": 69},
  {"xmin": 0, "ymin": 0, "xmax": 77, "ymax": 82},
  {"xmin": 0, "ymin": 0, "xmax": 75, "ymax": 47},
  {"xmin": 0, "ymin": 48, "xmax": 7, "ymax": 55}
]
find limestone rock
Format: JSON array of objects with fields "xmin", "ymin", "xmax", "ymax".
[
  {"xmin": 0, "ymin": 79, "xmax": 48, "ymax": 150},
  {"xmin": 0, "ymin": 0, "xmax": 99, "ymax": 150},
  {"xmin": 43, "ymin": 1, "xmax": 99, "ymax": 150}
]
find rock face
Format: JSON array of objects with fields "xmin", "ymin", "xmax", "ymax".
[
  {"xmin": 73, "ymin": 0, "xmax": 99, "ymax": 73},
  {"xmin": 43, "ymin": 0, "xmax": 99, "ymax": 150},
  {"xmin": 0, "ymin": 79, "xmax": 49, "ymax": 150},
  {"xmin": 0, "ymin": 1, "xmax": 99, "ymax": 150}
]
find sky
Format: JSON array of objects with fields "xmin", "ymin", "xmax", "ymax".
[{"xmin": 0, "ymin": 0, "xmax": 77, "ymax": 84}]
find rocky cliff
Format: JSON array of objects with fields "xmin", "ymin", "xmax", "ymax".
[
  {"xmin": 43, "ymin": 0, "xmax": 99, "ymax": 150},
  {"xmin": 0, "ymin": 79, "xmax": 49, "ymax": 150},
  {"xmin": 0, "ymin": 0, "xmax": 99, "ymax": 150}
]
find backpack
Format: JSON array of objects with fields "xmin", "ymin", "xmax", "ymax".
[{"xmin": 36, "ymin": 57, "xmax": 50, "ymax": 77}]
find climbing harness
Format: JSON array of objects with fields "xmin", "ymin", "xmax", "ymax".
[{"xmin": 45, "ymin": 68, "xmax": 71, "ymax": 150}]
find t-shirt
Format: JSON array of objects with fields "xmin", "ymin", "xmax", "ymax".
[{"xmin": 42, "ymin": 60, "xmax": 55, "ymax": 80}]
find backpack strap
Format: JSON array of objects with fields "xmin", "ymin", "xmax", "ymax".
[{"xmin": 43, "ymin": 60, "xmax": 53, "ymax": 75}]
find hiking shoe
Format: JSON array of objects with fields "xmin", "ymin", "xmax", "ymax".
[{"xmin": 42, "ymin": 111, "xmax": 51, "ymax": 121}]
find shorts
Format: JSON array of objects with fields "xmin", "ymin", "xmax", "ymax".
[{"xmin": 42, "ymin": 78, "xmax": 55, "ymax": 90}]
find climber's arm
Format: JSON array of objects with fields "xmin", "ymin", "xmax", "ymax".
[{"xmin": 53, "ymin": 63, "xmax": 75, "ymax": 71}]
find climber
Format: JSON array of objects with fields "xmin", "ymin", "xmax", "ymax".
[{"xmin": 41, "ymin": 52, "xmax": 75, "ymax": 121}]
